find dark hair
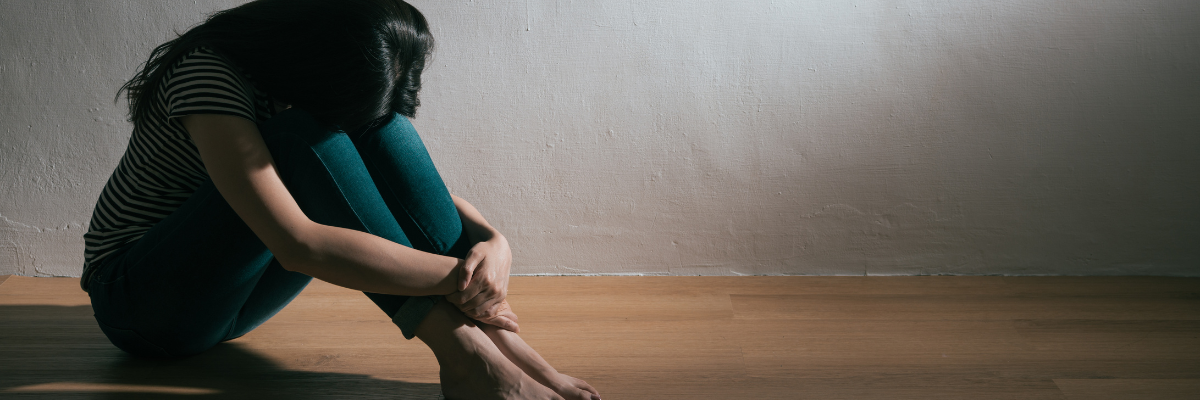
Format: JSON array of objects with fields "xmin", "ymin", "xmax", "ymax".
[{"xmin": 119, "ymin": 0, "xmax": 433, "ymax": 131}]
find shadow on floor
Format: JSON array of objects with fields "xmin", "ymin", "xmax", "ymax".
[{"xmin": 0, "ymin": 305, "xmax": 441, "ymax": 399}]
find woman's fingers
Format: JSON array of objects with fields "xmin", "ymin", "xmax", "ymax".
[
  {"xmin": 460, "ymin": 294, "xmax": 503, "ymax": 322},
  {"xmin": 446, "ymin": 267, "xmax": 485, "ymax": 305},
  {"xmin": 476, "ymin": 312, "xmax": 520, "ymax": 332},
  {"xmin": 473, "ymin": 301, "xmax": 520, "ymax": 332},
  {"xmin": 461, "ymin": 286, "xmax": 503, "ymax": 316},
  {"xmin": 458, "ymin": 251, "xmax": 485, "ymax": 291},
  {"xmin": 456, "ymin": 268, "xmax": 505, "ymax": 313},
  {"xmin": 454, "ymin": 273, "xmax": 495, "ymax": 309}
]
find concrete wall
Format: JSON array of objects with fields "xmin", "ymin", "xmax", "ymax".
[{"xmin": 2, "ymin": 0, "xmax": 1198, "ymax": 277}]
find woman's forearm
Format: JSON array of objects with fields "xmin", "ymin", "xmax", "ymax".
[
  {"xmin": 284, "ymin": 194, "xmax": 500, "ymax": 300},
  {"xmin": 452, "ymin": 194, "xmax": 499, "ymax": 242},
  {"xmin": 279, "ymin": 222, "xmax": 461, "ymax": 296}
]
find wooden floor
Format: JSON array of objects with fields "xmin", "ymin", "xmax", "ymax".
[{"xmin": 1, "ymin": 275, "xmax": 1198, "ymax": 399}]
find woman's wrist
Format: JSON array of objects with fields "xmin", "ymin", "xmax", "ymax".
[
  {"xmin": 466, "ymin": 225, "xmax": 501, "ymax": 243},
  {"xmin": 451, "ymin": 194, "xmax": 501, "ymax": 243},
  {"xmin": 440, "ymin": 257, "xmax": 469, "ymax": 295}
]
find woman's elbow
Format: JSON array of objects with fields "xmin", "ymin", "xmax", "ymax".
[
  {"xmin": 275, "ymin": 256, "xmax": 308, "ymax": 273},
  {"xmin": 269, "ymin": 233, "xmax": 319, "ymax": 273},
  {"xmin": 272, "ymin": 248, "xmax": 311, "ymax": 273}
]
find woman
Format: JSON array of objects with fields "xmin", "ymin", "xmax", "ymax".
[{"xmin": 81, "ymin": 1, "xmax": 600, "ymax": 399}]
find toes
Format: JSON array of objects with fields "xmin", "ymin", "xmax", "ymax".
[
  {"xmin": 572, "ymin": 388, "xmax": 598, "ymax": 400},
  {"xmin": 577, "ymin": 382, "xmax": 599, "ymax": 397},
  {"xmin": 566, "ymin": 376, "xmax": 599, "ymax": 397}
]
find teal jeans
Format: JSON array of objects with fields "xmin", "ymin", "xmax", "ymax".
[{"xmin": 87, "ymin": 109, "xmax": 470, "ymax": 357}]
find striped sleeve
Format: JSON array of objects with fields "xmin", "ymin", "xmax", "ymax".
[{"xmin": 164, "ymin": 48, "xmax": 258, "ymax": 122}]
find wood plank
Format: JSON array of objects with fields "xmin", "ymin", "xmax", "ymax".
[
  {"xmin": 735, "ymin": 318, "xmax": 1071, "ymax": 399},
  {"xmin": 718, "ymin": 275, "xmax": 1013, "ymax": 296},
  {"xmin": 1003, "ymin": 277, "xmax": 1200, "ymax": 297},
  {"xmin": 727, "ymin": 377, "xmax": 1067, "ymax": 400},
  {"xmin": 730, "ymin": 294, "xmax": 1200, "ymax": 321},
  {"xmin": 1012, "ymin": 319, "xmax": 1200, "ymax": 379},
  {"xmin": 739, "ymin": 319, "xmax": 1035, "ymax": 370},
  {"xmin": 507, "ymin": 275, "xmax": 1013, "ymax": 296},
  {"xmin": 1055, "ymin": 379, "xmax": 1200, "ymax": 400},
  {"xmin": 1015, "ymin": 319, "xmax": 1200, "ymax": 359},
  {"xmin": 507, "ymin": 292, "xmax": 735, "ymax": 322},
  {"xmin": 0, "ymin": 276, "xmax": 90, "ymax": 306},
  {"xmin": 0, "ymin": 275, "xmax": 10, "ymax": 288}
]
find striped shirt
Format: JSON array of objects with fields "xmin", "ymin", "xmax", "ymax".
[{"xmin": 81, "ymin": 47, "xmax": 277, "ymax": 290}]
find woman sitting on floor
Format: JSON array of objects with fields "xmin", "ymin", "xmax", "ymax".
[{"xmin": 81, "ymin": 1, "xmax": 599, "ymax": 399}]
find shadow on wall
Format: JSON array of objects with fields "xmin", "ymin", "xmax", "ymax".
[{"xmin": 0, "ymin": 305, "xmax": 441, "ymax": 399}]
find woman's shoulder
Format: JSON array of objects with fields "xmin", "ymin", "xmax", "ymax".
[
  {"xmin": 165, "ymin": 46, "xmax": 242, "ymax": 82},
  {"xmin": 160, "ymin": 46, "xmax": 261, "ymax": 123}
]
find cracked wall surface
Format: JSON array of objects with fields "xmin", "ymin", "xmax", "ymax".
[
  {"xmin": 1, "ymin": 213, "xmax": 84, "ymax": 276},
  {"xmin": 2, "ymin": 0, "xmax": 1199, "ymax": 277}
]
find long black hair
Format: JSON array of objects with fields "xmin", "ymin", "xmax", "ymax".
[{"xmin": 119, "ymin": 0, "xmax": 434, "ymax": 131}]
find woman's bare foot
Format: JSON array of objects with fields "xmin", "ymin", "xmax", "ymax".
[
  {"xmin": 480, "ymin": 322, "xmax": 602, "ymax": 400},
  {"xmin": 416, "ymin": 301, "xmax": 563, "ymax": 400},
  {"xmin": 437, "ymin": 344, "xmax": 558, "ymax": 400},
  {"xmin": 537, "ymin": 372, "xmax": 602, "ymax": 400}
]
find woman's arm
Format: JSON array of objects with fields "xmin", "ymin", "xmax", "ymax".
[
  {"xmin": 183, "ymin": 114, "xmax": 462, "ymax": 296},
  {"xmin": 452, "ymin": 194, "xmax": 500, "ymax": 243}
]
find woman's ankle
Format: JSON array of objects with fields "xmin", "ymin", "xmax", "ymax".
[{"xmin": 480, "ymin": 322, "xmax": 557, "ymax": 381}]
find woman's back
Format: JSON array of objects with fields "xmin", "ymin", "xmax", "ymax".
[{"xmin": 81, "ymin": 47, "xmax": 276, "ymax": 289}]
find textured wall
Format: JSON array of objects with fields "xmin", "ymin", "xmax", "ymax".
[{"xmin": 2, "ymin": 0, "xmax": 1198, "ymax": 277}]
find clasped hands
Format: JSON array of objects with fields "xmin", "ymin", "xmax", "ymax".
[{"xmin": 445, "ymin": 234, "xmax": 520, "ymax": 332}]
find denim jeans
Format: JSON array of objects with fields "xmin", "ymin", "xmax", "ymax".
[{"xmin": 87, "ymin": 109, "xmax": 470, "ymax": 357}]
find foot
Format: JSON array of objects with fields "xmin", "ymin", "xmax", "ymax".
[
  {"xmin": 479, "ymin": 322, "xmax": 601, "ymax": 400},
  {"xmin": 438, "ymin": 346, "xmax": 560, "ymax": 400},
  {"xmin": 417, "ymin": 301, "xmax": 562, "ymax": 400},
  {"xmin": 539, "ymin": 372, "xmax": 602, "ymax": 400}
]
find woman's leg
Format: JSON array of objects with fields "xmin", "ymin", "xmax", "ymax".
[
  {"xmin": 349, "ymin": 113, "xmax": 469, "ymax": 261},
  {"xmin": 351, "ymin": 114, "xmax": 599, "ymax": 399},
  {"xmin": 260, "ymin": 110, "xmax": 459, "ymax": 339},
  {"xmin": 480, "ymin": 324, "xmax": 601, "ymax": 400},
  {"xmin": 265, "ymin": 111, "xmax": 563, "ymax": 399},
  {"xmin": 344, "ymin": 113, "xmax": 473, "ymax": 338},
  {"xmin": 417, "ymin": 298, "xmax": 562, "ymax": 399}
]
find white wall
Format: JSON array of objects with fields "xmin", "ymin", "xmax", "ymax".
[{"xmin": 2, "ymin": 0, "xmax": 1198, "ymax": 277}]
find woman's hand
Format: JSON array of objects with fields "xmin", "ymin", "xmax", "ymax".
[
  {"xmin": 473, "ymin": 299, "xmax": 520, "ymax": 333},
  {"xmin": 446, "ymin": 234, "xmax": 514, "ymax": 328}
]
